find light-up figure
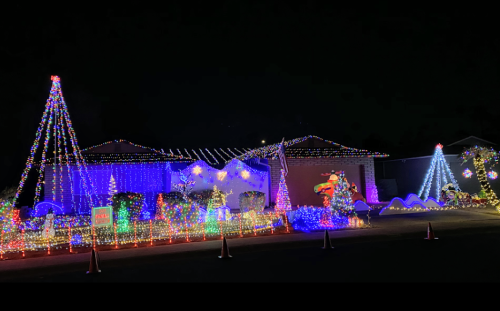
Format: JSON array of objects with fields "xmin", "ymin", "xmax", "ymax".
[{"xmin": 42, "ymin": 208, "xmax": 56, "ymax": 237}]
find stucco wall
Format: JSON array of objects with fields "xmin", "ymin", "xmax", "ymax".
[{"xmin": 268, "ymin": 157, "xmax": 376, "ymax": 206}]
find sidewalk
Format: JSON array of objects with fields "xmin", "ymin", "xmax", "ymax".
[{"xmin": 1, "ymin": 208, "xmax": 499, "ymax": 274}]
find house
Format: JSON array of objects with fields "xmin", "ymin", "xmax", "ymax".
[
  {"xmin": 38, "ymin": 140, "xmax": 270, "ymax": 216},
  {"xmin": 234, "ymin": 135, "xmax": 389, "ymax": 206},
  {"xmin": 376, "ymin": 136, "xmax": 499, "ymax": 201},
  {"xmin": 37, "ymin": 135, "xmax": 388, "ymax": 216}
]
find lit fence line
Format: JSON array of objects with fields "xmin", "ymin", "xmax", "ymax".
[{"xmin": 0, "ymin": 211, "xmax": 287, "ymax": 255}]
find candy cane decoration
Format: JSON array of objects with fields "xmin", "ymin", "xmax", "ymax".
[
  {"xmin": 184, "ymin": 216, "xmax": 189, "ymax": 242},
  {"xmin": 268, "ymin": 212, "xmax": 274, "ymax": 234},
  {"xmin": 46, "ymin": 227, "xmax": 50, "ymax": 255},
  {"xmin": 68, "ymin": 223, "xmax": 72, "ymax": 253},
  {"xmin": 0, "ymin": 229, "xmax": 4, "ymax": 259},
  {"xmin": 21, "ymin": 228, "xmax": 25, "ymax": 258},
  {"xmin": 149, "ymin": 219, "xmax": 153, "ymax": 246},
  {"xmin": 114, "ymin": 222, "xmax": 118, "ymax": 249},
  {"xmin": 168, "ymin": 218, "xmax": 172, "ymax": 243},
  {"xmin": 238, "ymin": 213, "xmax": 243, "ymax": 237},
  {"xmin": 92, "ymin": 224, "xmax": 96, "ymax": 249}
]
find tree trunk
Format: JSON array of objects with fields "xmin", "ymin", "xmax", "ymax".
[{"xmin": 473, "ymin": 156, "xmax": 500, "ymax": 212}]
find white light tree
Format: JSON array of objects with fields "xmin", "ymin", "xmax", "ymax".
[
  {"xmin": 108, "ymin": 174, "xmax": 117, "ymax": 206},
  {"xmin": 418, "ymin": 144, "xmax": 461, "ymax": 201}
]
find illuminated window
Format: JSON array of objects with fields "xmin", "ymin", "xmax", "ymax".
[
  {"xmin": 193, "ymin": 166, "xmax": 202, "ymax": 175},
  {"xmin": 217, "ymin": 171, "xmax": 227, "ymax": 181},
  {"xmin": 241, "ymin": 170, "xmax": 250, "ymax": 179}
]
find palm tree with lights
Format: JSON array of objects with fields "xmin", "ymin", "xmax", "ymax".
[{"xmin": 460, "ymin": 146, "xmax": 500, "ymax": 212}]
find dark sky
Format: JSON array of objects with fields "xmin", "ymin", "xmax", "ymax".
[{"xmin": 1, "ymin": 2, "xmax": 500, "ymax": 192}]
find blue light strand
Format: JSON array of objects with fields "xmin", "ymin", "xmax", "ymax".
[
  {"xmin": 436, "ymin": 156, "xmax": 441, "ymax": 199},
  {"xmin": 418, "ymin": 147, "xmax": 439, "ymax": 200},
  {"xmin": 440, "ymin": 155, "xmax": 461, "ymax": 192},
  {"xmin": 440, "ymin": 151, "xmax": 448, "ymax": 185}
]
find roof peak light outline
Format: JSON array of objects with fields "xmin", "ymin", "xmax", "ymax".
[{"xmin": 233, "ymin": 135, "xmax": 389, "ymax": 163}]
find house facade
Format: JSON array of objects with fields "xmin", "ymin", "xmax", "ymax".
[
  {"xmin": 375, "ymin": 136, "xmax": 500, "ymax": 201},
  {"xmin": 36, "ymin": 135, "xmax": 388, "ymax": 216}
]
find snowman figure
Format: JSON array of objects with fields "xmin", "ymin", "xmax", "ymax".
[{"xmin": 42, "ymin": 208, "xmax": 56, "ymax": 238}]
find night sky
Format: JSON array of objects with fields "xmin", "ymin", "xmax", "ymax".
[{"xmin": 1, "ymin": 3, "xmax": 499, "ymax": 193}]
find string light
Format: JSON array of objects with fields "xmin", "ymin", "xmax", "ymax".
[
  {"xmin": 234, "ymin": 135, "xmax": 389, "ymax": 163},
  {"xmin": 488, "ymin": 171, "xmax": 498, "ymax": 180}
]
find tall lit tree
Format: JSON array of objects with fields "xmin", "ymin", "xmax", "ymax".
[
  {"xmin": 330, "ymin": 171, "xmax": 356, "ymax": 217},
  {"xmin": 275, "ymin": 169, "xmax": 291, "ymax": 212},
  {"xmin": 12, "ymin": 76, "xmax": 100, "ymax": 213},
  {"xmin": 460, "ymin": 146, "xmax": 500, "ymax": 212},
  {"xmin": 419, "ymin": 144, "xmax": 461, "ymax": 201},
  {"xmin": 108, "ymin": 174, "xmax": 117, "ymax": 206}
]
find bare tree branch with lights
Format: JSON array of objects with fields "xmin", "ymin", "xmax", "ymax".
[
  {"xmin": 460, "ymin": 146, "xmax": 500, "ymax": 212},
  {"xmin": 173, "ymin": 170, "xmax": 195, "ymax": 202}
]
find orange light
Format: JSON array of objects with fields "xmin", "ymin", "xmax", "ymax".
[
  {"xmin": 217, "ymin": 171, "xmax": 227, "ymax": 181},
  {"xmin": 193, "ymin": 166, "xmax": 202, "ymax": 175}
]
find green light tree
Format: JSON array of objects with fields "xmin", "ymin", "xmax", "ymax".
[{"xmin": 330, "ymin": 171, "xmax": 356, "ymax": 217}]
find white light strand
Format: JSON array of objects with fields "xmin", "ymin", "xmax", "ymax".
[
  {"xmin": 436, "ymin": 157, "xmax": 441, "ymax": 199},
  {"xmin": 213, "ymin": 148, "xmax": 228, "ymax": 162},
  {"xmin": 422, "ymin": 152, "xmax": 438, "ymax": 200},
  {"xmin": 227, "ymin": 148, "xmax": 238, "ymax": 158},
  {"xmin": 418, "ymin": 147, "xmax": 439, "ymax": 199},
  {"xmin": 220, "ymin": 148, "xmax": 232, "ymax": 160},
  {"xmin": 198, "ymin": 149, "xmax": 214, "ymax": 165},
  {"xmin": 191, "ymin": 149, "xmax": 202, "ymax": 161},
  {"xmin": 205, "ymin": 148, "xmax": 219, "ymax": 164},
  {"xmin": 184, "ymin": 149, "xmax": 194, "ymax": 160}
]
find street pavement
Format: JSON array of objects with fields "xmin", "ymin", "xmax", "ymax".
[{"xmin": 1, "ymin": 206, "xmax": 500, "ymax": 282}]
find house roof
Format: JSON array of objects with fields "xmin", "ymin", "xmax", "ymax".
[
  {"xmin": 80, "ymin": 136, "xmax": 389, "ymax": 165},
  {"xmin": 82, "ymin": 140, "xmax": 252, "ymax": 165},
  {"xmin": 80, "ymin": 140, "xmax": 191, "ymax": 163},
  {"xmin": 447, "ymin": 136, "xmax": 496, "ymax": 146},
  {"xmin": 165, "ymin": 147, "xmax": 252, "ymax": 166},
  {"xmin": 233, "ymin": 135, "xmax": 389, "ymax": 161}
]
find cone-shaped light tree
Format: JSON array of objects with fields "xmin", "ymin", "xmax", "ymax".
[
  {"xmin": 370, "ymin": 185, "xmax": 380, "ymax": 203},
  {"xmin": 275, "ymin": 169, "xmax": 291, "ymax": 212},
  {"xmin": 330, "ymin": 171, "xmax": 356, "ymax": 217},
  {"xmin": 418, "ymin": 144, "xmax": 461, "ymax": 201},
  {"xmin": 12, "ymin": 76, "xmax": 100, "ymax": 213},
  {"xmin": 460, "ymin": 146, "xmax": 500, "ymax": 212},
  {"xmin": 108, "ymin": 174, "xmax": 117, "ymax": 206}
]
